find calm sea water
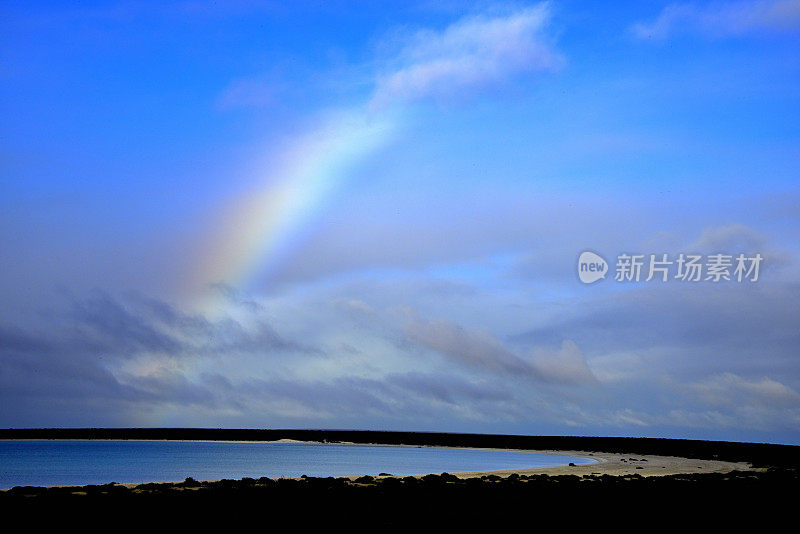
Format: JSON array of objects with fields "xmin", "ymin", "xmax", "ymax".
[{"xmin": 0, "ymin": 440, "xmax": 595, "ymax": 488}]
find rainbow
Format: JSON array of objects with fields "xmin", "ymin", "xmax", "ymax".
[{"xmin": 192, "ymin": 108, "xmax": 397, "ymax": 316}]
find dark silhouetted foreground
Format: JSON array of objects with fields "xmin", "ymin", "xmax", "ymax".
[{"xmin": 2, "ymin": 469, "xmax": 798, "ymax": 528}]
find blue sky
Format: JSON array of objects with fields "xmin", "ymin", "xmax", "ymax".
[{"xmin": 1, "ymin": 1, "xmax": 799, "ymax": 443}]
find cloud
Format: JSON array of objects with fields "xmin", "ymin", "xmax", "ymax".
[
  {"xmin": 401, "ymin": 312, "xmax": 595, "ymax": 384},
  {"xmin": 530, "ymin": 340, "xmax": 597, "ymax": 384},
  {"xmin": 632, "ymin": 1, "xmax": 800, "ymax": 40},
  {"xmin": 403, "ymin": 314, "xmax": 534, "ymax": 375},
  {"xmin": 214, "ymin": 3, "xmax": 561, "ymax": 112},
  {"xmin": 0, "ymin": 291, "xmax": 328, "ymax": 425},
  {"xmin": 385, "ymin": 371, "xmax": 512, "ymax": 404},
  {"xmin": 3, "ymin": 280, "xmax": 799, "ymax": 438},
  {"xmin": 0, "ymin": 291, "xmax": 537, "ymax": 427},
  {"xmin": 0, "ymin": 292, "xmax": 317, "ymax": 399},
  {"xmin": 514, "ymin": 222, "xmax": 800, "ymax": 362},
  {"xmin": 661, "ymin": 372, "xmax": 800, "ymax": 431},
  {"xmin": 63, "ymin": 292, "xmax": 310, "ymax": 358},
  {"xmin": 688, "ymin": 223, "xmax": 768, "ymax": 252},
  {"xmin": 370, "ymin": 3, "xmax": 561, "ymax": 106},
  {"xmin": 689, "ymin": 372, "xmax": 800, "ymax": 408},
  {"xmin": 684, "ymin": 224, "xmax": 795, "ymax": 274},
  {"xmin": 515, "ymin": 280, "xmax": 800, "ymax": 368}
]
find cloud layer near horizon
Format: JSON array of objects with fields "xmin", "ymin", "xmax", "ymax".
[{"xmin": 3, "ymin": 222, "xmax": 799, "ymax": 439}]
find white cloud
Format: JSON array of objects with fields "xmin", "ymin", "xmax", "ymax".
[
  {"xmin": 401, "ymin": 311, "xmax": 595, "ymax": 384},
  {"xmin": 688, "ymin": 223, "xmax": 768, "ymax": 252},
  {"xmin": 402, "ymin": 314, "xmax": 533, "ymax": 376},
  {"xmin": 684, "ymin": 223, "xmax": 798, "ymax": 279},
  {"xmin": 216, "ymin": 3, "xmax": 562, "ymax": 111},
  {"xmin": 690, "ymin": 372, "xmax": 800, "ymax": 408},
  {"xmin": 371, "ymin": 3, "xmax": 561, "ymax": 107},
  {"xmin": 632, "ymin": 0, "xmax": 800, "ymax": 40},
  {"xmin": 530, "ymin": 340, "xmax": 597, "ymax": 384},
  {"xmin": 587, "ymin": 351, "xmax": 647, "ymax": 383}
]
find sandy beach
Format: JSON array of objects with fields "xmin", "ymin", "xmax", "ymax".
[
  {"xmin": 442, "ymin": 449, "xmax": 756, "ymax": 478},
  {"xmin": 0, "ymin": 438, "xmax": 762, "ymax": 490},
  {"xmin": 308, "ymin": 440, "xmax": 756, "ymax": 478},
  {"xmin": 106, "ymin": 445, "xmax": 755, "ymax": 489},
  {"xmin": 104, "ymin": 447, "xmax": 753, "ymax": 489},
  {"xmin": 259, "ymin": 440, "xmax": 756, "ymax": 478}
]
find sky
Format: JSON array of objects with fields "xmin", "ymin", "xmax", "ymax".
[{"xmin": 1, "ymin": 0, "xmax": 799, "ymax": 444}]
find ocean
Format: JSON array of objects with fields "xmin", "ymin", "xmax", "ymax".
[{"xmin": 0, "ymin": 440, "xmax": 595, "ymax": 488}]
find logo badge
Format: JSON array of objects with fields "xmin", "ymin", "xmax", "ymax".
[{"xmin": 578, "ymin": 251, "xmax": 608, "ymax": 284}]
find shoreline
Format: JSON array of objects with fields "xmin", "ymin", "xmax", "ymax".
[
  {"xmin": 0, "ymin": 439, "xmax": 757, "ymax": 489},
  {"xmin": 445, "ymin": 449, "xmax": 755, "ymax": 478}
]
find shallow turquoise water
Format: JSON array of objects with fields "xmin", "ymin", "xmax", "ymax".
[{"xmin": 0, "ymin": 440, "xmax": 595, "ymax": 488}]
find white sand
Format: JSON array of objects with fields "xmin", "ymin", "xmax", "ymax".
[{"xmin": 443, "ymin": 449, "xmax": 756, "ymax": 478}]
